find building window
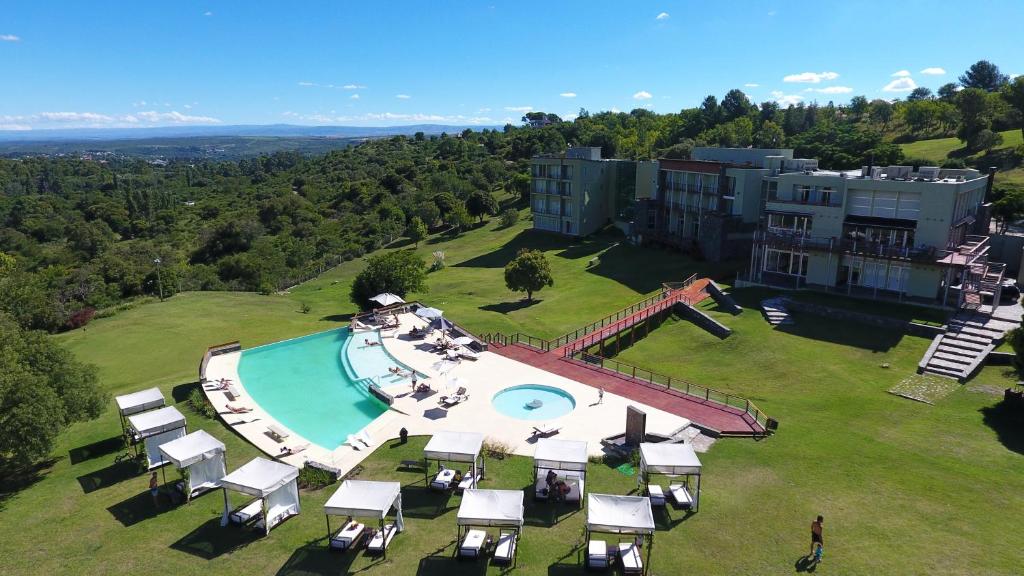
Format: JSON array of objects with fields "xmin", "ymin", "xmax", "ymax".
[
  {"xmin": 767, "ymin": 213, "xmax": 811, "ymax": 235},
  {"xmin": 764, "ymin": 249, "xmax": 808, "ymax": 277}
]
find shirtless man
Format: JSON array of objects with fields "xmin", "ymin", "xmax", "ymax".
[{"xmin": 810, "ymin": 515, "xmax": 824, "ymax": 562}]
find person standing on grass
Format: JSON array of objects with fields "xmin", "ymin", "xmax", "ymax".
[
  {"xmin": 149, "ymin": 472, "xmax": 160, "ymax": 507},
  {"xmin": 810, "ymin": 515, "xmax": 824, "ymax": 562}
]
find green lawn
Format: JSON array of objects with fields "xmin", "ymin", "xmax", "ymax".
[
  {"xmin": 900, "ymin": 129, "xmax": 1024, "ymax": 187},
  {"xmin": 1, "ymin": 211, "xmax": 1022, "ymax": 574}
]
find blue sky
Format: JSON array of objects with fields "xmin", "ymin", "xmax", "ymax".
[{"xmin": 1, "ymin": 0, "xmax": 1022, "ymax": 129}]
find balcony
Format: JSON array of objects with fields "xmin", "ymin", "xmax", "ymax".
[{"xmin": 757, "ymin": 229, "xmax": 939, "ymax": 262}]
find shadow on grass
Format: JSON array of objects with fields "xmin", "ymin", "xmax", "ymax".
[
  {"xmin": 171, "ymin": 380, "xmax": 202, "ymax": 403},
  {"xmin": 479, "ymin": 299, "xmax": 541, "ymax": 315},
  {"xmin": 275, "ymin": 539, "xmax": 370, "ymax": 575},
  {"xmin": 417, "ymin": 553, "xmax": 487, "ymax": 576},
  {"xmin": 555, "ymin": 237, "xmax": 614, "ymax": 260},
  {"xmin": 980, "ymin": 399, "xmax": 1024, "ymax": 455},
  {"xmin": 170, "ymin": 517, "xmax": 261, "ymax": 559},
  {"xmin": 321, "ymin": 313, "xmax": 355, "ymax": 323},
  {"xmin": 69, "ymin": 437, "xmax": 124, "ymax": 465},
  {"xmin": 0, "ymin": 457, "xmax": 58, "ymax": 510},
  {"xmin": 585, "ymin": 242, "xmax": 711, "ymax": 295},
  {"xmin": 775, "ymin": 314, "xmax": 903, "ymax": 352},
  {"xmin": 524, "ymin": 491, "xmax": 581, "ymax": 527},
  {"xmin": 453, "ymin": 230, "xmax": 569, "ymax": 268},
  {"xmin": 108, "ymin": 489, "xmax": 181, "ymax": 527},
  {"xmin": 653, "ymin": 506, "xmax": 694, "ymax": 531},
  {"xmin": 78, "ymin": 460, "xmax": 140, "ymax": 494},
  {"xmin": 401, "ymin": 485, "xmax": 453, "ymax": 519},
  {"xmin": 795, "ymin": 554, "xmax": 819, "ymax": 572}
]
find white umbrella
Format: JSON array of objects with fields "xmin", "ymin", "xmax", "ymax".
[
  {"xmin": 452, "ymin": 336, "xmax": 475, "ymax": 346},
  {"xmin": 370, "ymin": 292, "xmax": 405, "ymax": 306},
  {"xmin": 432, "ymin": 358, "xmax": 459, "ymax": 374},
  {"xmin": 415, "ymin": 306, "xmax": 444, "ymax": 320}
]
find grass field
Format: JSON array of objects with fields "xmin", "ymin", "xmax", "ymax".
[
  {"xmin": 1, "ymin": 210, "xmax": 1022, "ymax": 574},
  {"xmin": 900, "ymin": 129, "xmax": 1024, "ymax": 187}
]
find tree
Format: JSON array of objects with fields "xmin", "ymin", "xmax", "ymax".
[
  {"xmin": 959, "ymin": 60, "xmax": 1009, "ymax": 92},
  {"xmin": 349, "ymin": 250, "xmax": 427, "ymax": 309},
  {"xmin": 0, "ymin": 313, "xmax": 106, "ymax": 465},
  {"xmin": 956, "ymin": 88, "xmax": 994, "ymax": 150},
  {"xmin": 498, "ymin": 208, "xmax": 519, "ymax": 228},
  {"xmin": 465, "ymin": 190, "xmax": 498, "ymax": 222},
  {"xmin": 446, "ymin": 203, "xmax": 473, "ymax": 234},
  {"xmin": 907, "ymin": 87, "xmax": 933, "ymax": 101},
  {"xmin": 990, "ymin": 187, "xmax": 1024, "ymax": 233},
  {"xmin": 937, "ymin": 82, "xmax": 959, "ymax": 101},
  {"xmin": 848, "ymin": 96, "xmax": 869, "ymax": 118},
  {"xmin": 1007, "ymin": 326, "xmax": 1024, "ymax": 373},
  {"xmin": 504, "ymin": 248, "xmax": 553, "ymax": 302},
  {"xmin": 721, "ymin": 89, "xmax": 754, "ymax": 121},
  {"xmin": 509, "ymin": 173, "xmax": 531, "ymax": 201},
  {"xmin": 406, "ymin": 216, "xmax": 427, "ymax": 247},
  {"xmin": 1003, "ymin": 76, "xmax": 1024, "ymax": 140},
  {"xmin": 754, "ymin": 120, "xmax": 786, "ymax": 148}
]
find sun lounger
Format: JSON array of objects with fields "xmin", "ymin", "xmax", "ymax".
[
  {"xmin": 225, "ymin": 384, "xmax": 241, "ymax": 400},
  {"xmin": 493, "ymin": 531, "xmax": 516, "ymax": 564},
  {"xmin": 280, "ymin": 442, "xmax": 309, "ymax": 456},
  {"xmin": 352, "ymin": 319, "xmax": 374, "ymax": 331},
  {"xmin": 367, "ymin": 523, "xmax": 397, "ymax": 553},
  {"xmin": 457, "ymin": 348, "xmax": 480, "ymax": 361},
  {"xmin": 669, "ymin": 483, "xmax": 694, "ymax": 508},
  {"xmin": 225, "ymin": 403, "xmax": 252, "ymax": 414},
  {"xmin": 230, "ymin": 499, "xmax": 263, "ymax": 525},
  {"xmin": 356, "ymin": 429, "xmax": 373, "ymax": 447},
  {"xmin": 345, "ymin": 435, "xmax": 361, "ymax": 450},
  {"xmin": 459, "ymin": 529, "xmax": 487, "ymax": 558},
  {"xmin": 267, "ymin": 424, "xmax": 290, "ymax": 442},
  {"xmin": 648, "ymin": 485, "xmax": 666, "ymax": 507},
  {"xmin": 430, "ymin": 468, "xmax": 456, "ymax": 490},
  {"xmin": 619, "ymin": 542, "xmax": 643, "ymax": 574},
  {"xmin": 330, "ymin": 520, "xmax": 366, "ymax": 550},
  {"xmin": 587, "ymin": 539, "xmax": 608, "ymax": 569},
  {"xmin": 457, "ymin": 473, "xmax": 481, "ymax": 491},
  {"xmin": 531, "ymin": 425, "xmax": 560, "ymax": 438}
]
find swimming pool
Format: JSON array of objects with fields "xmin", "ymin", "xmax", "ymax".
[
  {"xmin": 343, "ymin": 330, "xmax": 421, "ymax": 388},
  {"xmin": 492, "ymin": 384, "xmax": 576, "ymax": 421},
  {"xmin": 238, "ymin": 328, "xmax": 404, "ymax": 449}
]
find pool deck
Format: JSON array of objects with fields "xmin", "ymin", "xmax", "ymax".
[{"xmin": 204, "ymin": 312, "xmax": 692, "ymax": 474}]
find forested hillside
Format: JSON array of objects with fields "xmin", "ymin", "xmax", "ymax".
[{"xmin": 2, "ymin": 60, "xmax": 1022, "ymax": 333}]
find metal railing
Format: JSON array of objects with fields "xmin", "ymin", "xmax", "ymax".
[{"xmin": 567, "ymin": 350, "xmax": 771, "ymax": 433}]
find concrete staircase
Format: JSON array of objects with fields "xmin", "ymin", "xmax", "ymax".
[
  {"xmin": 706, "ymin": 281, "xmax": 742, "ymax": 315},
  {"xmin": 675, "ymin": 300, "xmax": 732, "ymax": 339},
  {"xmin": 919, "ymin": 311, "xmax": 1018, "ymax": 381},
  {"xmin": 760, "ymin": 298, "xmax": 794, "ymax": 327}
]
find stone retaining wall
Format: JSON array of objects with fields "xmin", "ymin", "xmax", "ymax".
[{"xmin": 782, "ymin": 299, "xmax": 945, "ymax": 339}]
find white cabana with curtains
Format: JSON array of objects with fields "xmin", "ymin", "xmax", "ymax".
[
  {"xmin": 456, "ymin": 489, "xmax": 524, "ymax": 564},
  {"xmin": 423, "ymin": 430, "xmax": 484, "ymax": 489},
  {"xmin": 324, "ymin": 480, "xmax": 404, "ymax": 555},
  {"xmin": 533, "ymin": 438, "xmax": 587, "ymax": 506},
  {"xmin": 586, "ymin": 494, "xmax": 655, "ymax": 574},
  {"xmin": 639, "ymin": 442, "xmax": 702, "ymax": 511},
  {"xmin": 157, "ymin": 429, "xmax": 226, "ymax": 501},
  {"xmin": 114, "ymin": 387, "xmax": 165, "ymax": 435},
  {"xmin": 126, "ymin": 405, "xmax": 186, "ymax": 469},
  {"xmin": 220, "ymin": 457, "xmax": 300, "ymax": 535}
]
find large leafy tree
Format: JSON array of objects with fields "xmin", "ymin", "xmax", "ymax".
[
  {"xmin": 349, "ymin": 250, "xmax": 427, "ymax": 309},
  {"xmin": 959, "ymin": 60, "xmax": 1009, "ymax": 92},
  {"xmin": 465, "ymin": 190, "xmax": 498, "ymax": 222},
  {"xmin": 721, "ymin": 89, "xmax": 754, "ymax": 121},
  {"xmin": 0, "ymin": 313, "xmax": 106, "ymax": 465},
  {"xmin": 1002, "ymin": 76, "xmax": 1024, "ymax": 139},
  {"xmin": 956, "ymin": 88, "xmax": 994, "ymax": 150},
  {"xmin": 504, "ymin": 248, "xmax": 554, "ymax": 302},
  {"xmin": 406, "ymin": 216, "xmax": 427, "ymax": 247}
]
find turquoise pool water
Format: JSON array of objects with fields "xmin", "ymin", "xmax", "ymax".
[
  {"xmin": 238, "ymin": 328, "xmax": 394, "ymax": 449},
  {"xmin": 343, "ymin": 330, "xmax": 422, "ymax": 388},
  {"xmin": 492, "ymin": 384, "xmax": 576, "ymax": 421}
]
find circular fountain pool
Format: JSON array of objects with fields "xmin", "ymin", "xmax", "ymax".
[{"xmin": 491, "ymin": 384, "xmax": 576, "ymax": 421}]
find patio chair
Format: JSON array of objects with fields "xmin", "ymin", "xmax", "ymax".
[
  {"xmin": 668, "ymin": 483, "xmax": 694, "ymax": 509},
  {"xmin": 230, "ymin": 499, "xmax": 263, "ymax": 525},
  {"xmin": 458, "ymin": 529, "xmax": 487, "ymax": 558},
  {"xmin": 367, "ymin": 523, "xmax": 398, "ymax": 553},
  {"xmin": 531, "ymin": 424, "xmax": 560, "ymax": 438},
  {"xmin": 279, "ymin": 442, "xmax": 309, "ymax": 457},
  {"xmin": 267, "ymin": 424, "xmax": 290, "ymax": 442},
  {"xmin": 493, "ymin": 530, "xmax": 516, "ymax": 564},
  {"xmin": 224, "ymin": 403, "xmax": 252, "ymax": 414},
  {"xmin": 618, "ymin": 542, "xmax": 643, "ymax": 574},
  {"xmin": 457, "ymin": 473, "xmax": 481, "ymax": 491},
  {"xmin": 648, "ymin": 485, "xmax": 666, "ymax": 507},
  {"xmin": 457, "ymin": 348, "xmax": 480, "ymax": 361},
  {"xmin": 587, "ymin": 539, "xmax": 608, "ymax": 569},
  {"xmin": 330, "ymin": 519, "xmax": 366, "ymax": 551},
  {"xmin": 356, "ymin": 429, "xmax": 373, "ymax": 447}
]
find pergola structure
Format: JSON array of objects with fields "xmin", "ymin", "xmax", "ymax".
[
  {"xmin": 585, "ymin": 493, "xmax": 655, "ymax": 575},
  {"xmin": 114, "ymin": 387, "xmax": 165, "ymax": 437},
  {"xmin": 532, "ymin": 438, "xmax": 587, "ymax": 506},
  {"xmin": 456, "ymin": 489, "xmax": 524, "ymax": 564},
  {"xmin": 324, "ymin": 480, "xmax": 404, "ymax": 556},
  {"xmin": 157, "ymin": 429, "xmax": 226, "ymax": 502},
  {"xmin": 638, "ymin": 442, "xmax": 703, "ymax": 511},
  {"xmin": 220, "ymin": 457, "xmax": 300, "ymax": 536},
  {"xmin": 423, "ymin": 430, "xmax": 484, "ymax": 489},
  {"xmin": 126, "ymin": 405, "xmax": 186, "ymax": 469}
]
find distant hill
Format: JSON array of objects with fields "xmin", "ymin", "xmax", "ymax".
[
  {"xmin": 900, "ymin": 129, "xmax": 1023, "ymax": 188},
  {"xmin": 0, "ymin": 123, "xmax": 501, "ymax": 142}
]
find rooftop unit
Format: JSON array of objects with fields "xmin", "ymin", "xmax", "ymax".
[
  {"xmin": 883, "ymin": 165, "xmax": 913, "ymax": 180},
  {"xmin": 917, "ymin": 166, "xmax": 941, "ymax": 181}
]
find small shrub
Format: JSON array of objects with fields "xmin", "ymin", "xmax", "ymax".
[
  {"xmin": 483, "ymin": 438, "xmax": 511, "ymax": 459},
  {"xmin": 299, "ymin": 302, "xmax": 311, "ymax": 314},
  {"xmin": 940, "ymin": 158, "xmax": 966, "ymax": 169},
  {"xmin": 187, "ymin": 388, "xmax": 217, "ymax": 419},
  {"xmin": 66, "ymin": 307, "xmax": 96, "ymax": 329},
  {"xmin": 499, "ymin": 208, "xmax": 519, "ymax": 228},
  {"xmin": 429, "ymin": 250, "xmax": 446, "ymax": 272},
  {"xmin": 298, "ymin": 464, "xmax": 336, "ymax": 489}
]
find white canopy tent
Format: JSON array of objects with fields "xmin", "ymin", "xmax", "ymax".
[
  {"xmin": 456, "ymin": 489, "xmax": 524, "ymax": 564},
  {"xmin": 114, "ymin": 387, "xmax": 165, "ymax": 435},
  {"xmin": 533, "ymin": 438, "xmax": 587, "ymax": 506},
  {"xmin": 324, "ymin": 480, "xmax": 404, "ymax": 555},
  {"xmin": 220, "ymin": 457, "xmax": 300, "ymax": 535},
  {"xmin": 126, "ymin": 405, "xmax": 186, "ymax": 469},
  {"xmin": 586, "ymin": 493, "xmax": 655, "ymax": 573},
  {"xmin": 423, "ymin": 430, "xmax": 484, "ymax": 489},
  {"xmin": 157, "ymin": 430, "xmax": 226, "ymax": 502},
  {"xmin": 639, "ymin": 442, "xmax": 703, "ymax": 511}
]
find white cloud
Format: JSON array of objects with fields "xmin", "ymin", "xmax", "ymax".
[
  {"xmin": 655, "ymin": 12, "xmax": 670, "ymax": 20},
  {"xmin": 632, "ymin": 90, "xmax": 653, "ymax": 100},
  {"xmin": 771, "ymin": 90, "xmax": 804, "ymax": 106},
  {"xmin": 610, "ymin": 107, "xmax": 621, "ymax": 113},
  {"xmin": 9, "ymin": 109, "xmax": 220, "ymax": 129},
  {"xmin": 559, "ymin": 92, "xmax": 577, "ymax": 98},
  {"xmin": 504, "ymin": 106, "xmax": 532, "ymax": 112},
  {"xmin": 132, "ymin": 100, "xmax": 147, "ymax": 108},
  {"xmin": 920, "ymin": 67, "xmax": 945, "ymax": 75},
  {"xmin": 883, "ymin": 77, "xmax": 917, "ymax": 92},
  {"xmin": 767, "ymin": 10, "xmax": 777, "ymax": 16},
  {"xmin": 0, "ymin": 34, "xmax": 20, "ymax": 42},
  {"xmin": 783, "ymin": 71, "xmax": 839, "ymax": 83},
  {"xmin": 183, "ymin": 104, "xmax": 192, "ymax": 109},
  {"xmin": 478, "ymin": 107, "xmax": 492, "ymax": 113},
  {"xmin": 38, "ymin": 111, "xmax": 115, "ymax": 122},
  {"xmin": 744, "ymin": 83, "xmax": 760, "ymax": 88},
  {"xmin": 203, "ymin": 11, "xmax": 213, "ymax": 17},
  {"xmin": 395, "ymin": 94, "xmax": 411, "ymax": 99},
  {"xmin": 805, "ymin": 86, "xmax": 853, "ymax": 94},
  {"xmin": 134, "ymin": 111, "xmax": 221, "ymax": 124},
  {"xmin": 891, "ymin": 70, "xmax": 911, "ymax": 77},
  {"xmin": 0, "ymin": 124, "xmax": 31, "ymax": 131},
  {"xmin": 298, "ymin": 81, "xmax": 316, "ymax": 87},
  {"xmin": 280, "ymin": 110, "xmax": 501, "ymax": 126},
  {"xmin": 350, "ymin": 93, "xmax": 360, "ymax": 100},
  {"xmin": 342, "ymin": 84, "xmax": 366, "ymax": 90}
]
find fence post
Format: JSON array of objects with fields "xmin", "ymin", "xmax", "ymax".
[
  {"xmin": 705, "ymin": 389, "xmax": 710, "ymax": 401},
  {"xmin": 632, "ymin": 366, "xmax": 636, "ymax": 378}
]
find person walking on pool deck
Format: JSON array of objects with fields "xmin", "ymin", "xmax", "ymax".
[
  {"xmin": 597, "ymin": 388, "xmax": 604, "ymax": 405},
  {"xmin": 149, "ymin": 472, "xmax": 160, "ymax": 507},
  {"xmin": 810, "ymin": 515, "xmax": 824, "ymax": 562}
]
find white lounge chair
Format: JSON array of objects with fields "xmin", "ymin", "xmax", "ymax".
[
  {"xmin": 280, "ymin": 442, "xmax": 309, "ymax": 457},
  {"xmin": 430, "ymin": 468, "xmax": 455, "ymax": 490},
  {"xmin": 330, "ymin": 520, "xmax": 366, "ymax": 551},
  {"xmin": 669, "ymin": 483, "xmax": 694, "ymax": 508},
  {"xmin": 587, "ymin": 539, "xmax": 608, "ymax": 569},
  {"xmin": 267, "ymin": 424, "xmax": 290, "ymax": 442},
  {"xmin": 457, "ymin": 473, "xmax": 481, "ymax": 491},
  {"xmin": 356, "ymin": 429, "xmax": 373, "ymax": 447},
  {"xmin": 459, "ymin": 529, "xmax": 487, "ymax": 558},
  {"xmin": 619, "ymin": 542, "xmax": 643, "ymax": 574},
  {"xmin": 230, "ymin": 499, "xmax": 262, "ymax": 525},
  {"xmin": 531, "ymin": 424, "xmax": 560, "ymax": 438},
  {"xmin": 367, "ymin": 523, "xmax": 397, "ymax": 553},
  {"xmin": 345, "ymin": 434, "xmax": 361, "ymax": 450},
  {"xmin": 493, "ymin": 530, "xmax": 516, "ymax": 564},
  {"xmin": 457, "ymin": 348, "xmax": 480, "ymax": 361},
  {"xmin": 648, "ymin": 485, "xmax": 666, "ymax": 507}
]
